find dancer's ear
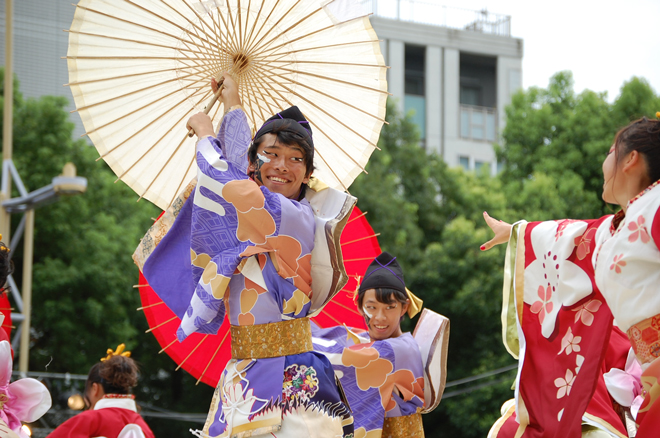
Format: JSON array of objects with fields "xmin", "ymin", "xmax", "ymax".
[{"xmin": 400, "ymin": 299, "xmax": 410, "ymax": 318}]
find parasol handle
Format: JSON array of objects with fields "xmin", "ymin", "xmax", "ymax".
[{"xmin": 187, "ymin": 78, "xmax": 225, "ymax": 138}]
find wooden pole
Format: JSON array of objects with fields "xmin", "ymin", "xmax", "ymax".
[
  {"xmin": 18, "ymin": 209, "xmax": 33, "ymax": 373},
  {"xmin": 1, "ymin": 0, "xmax": 14, "ymax": 243}
]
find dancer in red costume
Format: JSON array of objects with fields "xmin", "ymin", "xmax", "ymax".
[
  {"xmin": 483, "ymin": 114, "xmax": 660, "ymax": 438},
  {"xmin": 48, "ymin": 345, "xmax": 154, "ymax": 438}
]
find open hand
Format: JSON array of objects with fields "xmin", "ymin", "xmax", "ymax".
[{"xmin": 481, "ymin": 211, "xmax": 512, "ymax": 251}]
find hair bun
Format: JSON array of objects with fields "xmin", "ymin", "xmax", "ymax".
[{"xmin": 99, "ymin": 355, "xmax": 139, "ymax": 393}]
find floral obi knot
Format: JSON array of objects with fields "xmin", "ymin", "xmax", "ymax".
[
  {"xmin": 230, "ymin": 318, "xmax": 313, "ymax": 360},
  {"xmin": 382, "ymin": 412, "xmax": 425, "ymax": 438},
  {"xmin": 627, "ymin": 314, "xmax": 660, "ymax": 364}
]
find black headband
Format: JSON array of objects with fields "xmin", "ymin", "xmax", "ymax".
[
  {"xmin": 358, "ymin": 252, "xmax": 406, "ymax": 294},
  {"xmin": 253, "ymin": 106, "xmax": 313, "ymax": 147}
]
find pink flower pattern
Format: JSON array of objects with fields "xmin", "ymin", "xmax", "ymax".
[
  {"xmin": 555, "ymin": 369, "xmax": 576, "ymax": 399},
  {"xmin": 609, "ymin": 254, "xmax": 626, "ymax": 274},
  {"xmin": 572, "ymin": 300, "xmax": 602, "ymax": 326},
  {"xmin": 530, "ymin": 284, "xmax": 554, "ymax": 324},
  {"xmin": 559, "ymin": 327, "xmax": 582, "ymax": 355},
  {"xmin": 555, "ymin": 219, "xmax": 578, "ymax": 241},
  {"xmin": 525, "ymin": 220, "xmax": 592, "ymax": 338},
  {"xmin": 574, "ymin": 228, "xmax": 597, "ymax": 260},
  {"xmin": 627, "ymin": 215, "xmax": 651, "ymax": 244}
]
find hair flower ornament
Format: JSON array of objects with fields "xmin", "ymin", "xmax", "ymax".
[
  {"xmin": 101, "ymin": 343, "xmax": 131, "ymax": 362},
  {"xmin": 0, "ymin": 339, "xmax": 51, "ymax": 437}
]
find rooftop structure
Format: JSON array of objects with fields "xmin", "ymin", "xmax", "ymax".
[
  {"xmin": 362, "ymin": 0, "xmax": 511, "ymax": 36},
  {"xmin": 362, "ymin": 0, "xmax": 523, "ymax": 174}
]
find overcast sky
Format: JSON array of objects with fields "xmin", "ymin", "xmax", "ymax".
[{"xmin": 405, "ymin": 0, "xmax": 660, "ymax": 102}]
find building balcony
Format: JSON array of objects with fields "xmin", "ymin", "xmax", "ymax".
[{"xmin": 460, "ymin": 104, "xmax": 497, "ymax": 142}]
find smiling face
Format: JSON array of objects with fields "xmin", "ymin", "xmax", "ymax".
[
  {"xmin": 248, "ymin": 133, "xmax": 311, "ymax": 200},
  {"xmin": 359, "ymin": 288, "xmax": 409, "ymax": 341}
]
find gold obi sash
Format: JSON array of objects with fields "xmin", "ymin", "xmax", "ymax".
[
  {"xmin": 382, "ymin": 413, "xmax": 424, "ymax": 438},
  {"xmin": 230, "ymin": 317, "xmax": 313, "ymax": 360},
  {"xmin": 627, "ymin": 314, "xmax": 660, "ymax": 364},
  {"xmin": 626, "ymin": 315, "xmax": 660, "ymax": 429}
]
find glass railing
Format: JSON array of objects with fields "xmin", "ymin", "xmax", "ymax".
[{"xmin": 460, "ymin": 104, "xmax": 497, "ymax": 142}]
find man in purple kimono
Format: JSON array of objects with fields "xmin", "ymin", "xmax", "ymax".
[{"xmin": 135, "ymin": 73, "xmax": 355, "ymax": 438}]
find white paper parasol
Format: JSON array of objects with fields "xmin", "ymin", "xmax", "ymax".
[{"xmin": 67, "ymin": 0, "xmax": 388, "ymax": 210}]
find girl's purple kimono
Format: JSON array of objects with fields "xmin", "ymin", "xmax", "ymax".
[{"xmin": 312, "ymin": 324, "xmax": 425, "ymax": 437}]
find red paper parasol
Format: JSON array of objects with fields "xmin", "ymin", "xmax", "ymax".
[
  {"xmin": 0, "ymin": 291, "xmax": 12, "ymax": 341},
  {"xmin": 138, "ymin": 205, "xmax": 380, "ymax": 387}
]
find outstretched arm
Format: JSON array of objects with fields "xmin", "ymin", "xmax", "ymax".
[{"xmin": 481, "ymin": 211, "xmax": 512, "ymax": 251}]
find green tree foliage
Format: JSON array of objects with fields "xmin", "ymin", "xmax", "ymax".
[
  {"xmin": 498, "ymin": 72, "xmax": 660, "ymax": 222},
  {"xmin": 0, "ymin": 68, "xmax": 213, "ymax": 435}
]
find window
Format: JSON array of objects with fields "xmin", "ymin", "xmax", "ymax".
[
  {"xmin": 405, "ymin": 45, "xmax": 425, "ymax": 96},
  {"xmin": 460, "ymin": 53, "xmax": 496, "ymax": 108},
  {"xmin": 459, "ymin": 54, "xmax": 497, "ymax": 142},
  {"xmin": 460, "ymin": 86, "xmax": 481, "ymax": 106},
  {"xmin": 404, "ymin": 45, "xmax": 425, "ymax": 140},
  {"xmin": 475, "ymin": 161, "xmax": 490, "ymax": 173},
  {"xmin": 459, "ymin": 156, "xmax": 470, "ymax": 170},
  {"xmin": 405, "ymin": 95, "xmax": 426, "ymax": 142},
  {"xmin": 460, "ymin": 105, "xmax": 497, "ymax": 142}
]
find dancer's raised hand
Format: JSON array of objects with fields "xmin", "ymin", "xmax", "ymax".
[
  {"xmin": 186, "ymin": 112, "xmax": 215, "ymax": 139},
  {"xmin": 213, "ymin": 72, "xmax": 241, "ymax": 109},
  {"xmin": 481, "ymin": 211, "xmax": 512, "ymax": 251}
]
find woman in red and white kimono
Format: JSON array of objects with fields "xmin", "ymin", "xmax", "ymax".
[
  {"xmin": 483, "ymin": 115, "xmax": 660, "ymax": 438},
  {"xmin": 48, "ymin": 345, "xmax": 155, "ymax": 438}
]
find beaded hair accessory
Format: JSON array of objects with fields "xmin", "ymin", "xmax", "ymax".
[
  {"xmin": 0, "ymin": 234, "xmax": 8, "ymax": 253},
  {"xmin": 101, "ymin": 343, "xmax": 131, "ymax": 362},
  {"xmin": 102, "ymin": 394, "xmax": 135, "ymax": 400}
]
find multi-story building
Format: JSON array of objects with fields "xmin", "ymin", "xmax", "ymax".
[
  {"xmin": 365, "ymin": 0, "xmax": 523, "ymax": 174},
  {"xmin": 0, "ymin": 1, "xmax": 77, "ymax": 125},
  {"xmin": 1, "ymin": 1, "xmax": 523, "ymax": 174}
]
